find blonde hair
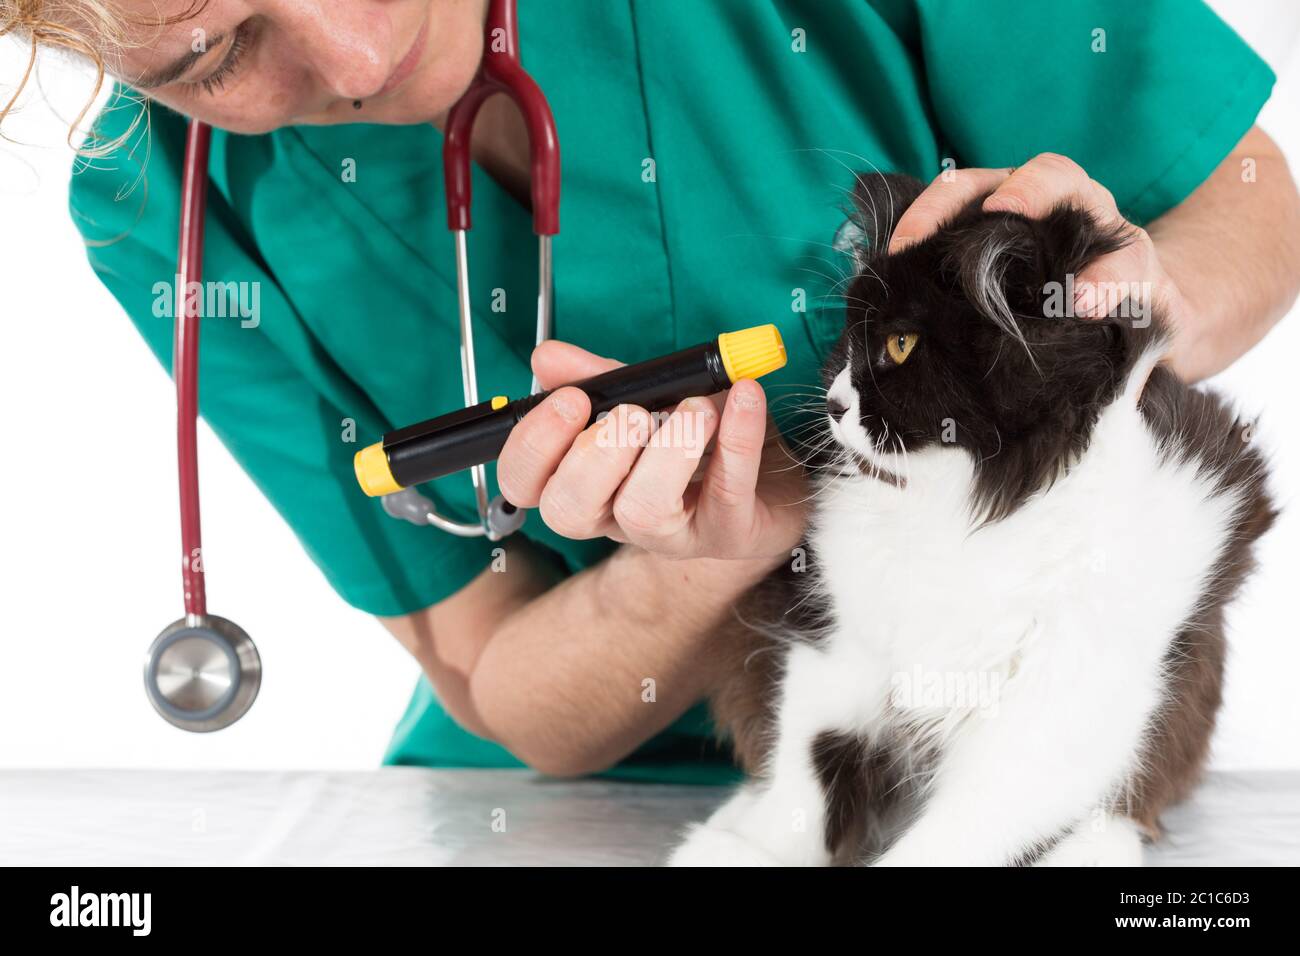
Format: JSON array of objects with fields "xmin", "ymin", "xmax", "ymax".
[
  {"xmin": 2, "ymin": 1, "xmax": 209, "ymax": 159},
  {"xmin": 0, "ymin": 1, "xmax": 141, "ymax": 155}
]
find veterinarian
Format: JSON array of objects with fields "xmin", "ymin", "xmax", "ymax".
[{"xmin": 8, "ymin": 0, "xmax": 1298, "ymax": 780}]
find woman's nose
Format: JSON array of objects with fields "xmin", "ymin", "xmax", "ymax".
[{"xmin": 280, "ymin": 1, "xmax": 394, "ymax": 100}]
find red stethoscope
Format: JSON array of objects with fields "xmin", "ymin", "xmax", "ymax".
[{"xmin": 144, "ymin": 0, "xmax": 560, "ymax": 732}]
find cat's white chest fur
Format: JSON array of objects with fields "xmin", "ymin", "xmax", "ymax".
[{"xmin": 809, "ymin": 391, "xmax": 1241, "ymax": 749}]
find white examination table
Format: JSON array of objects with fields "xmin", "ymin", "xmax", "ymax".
[{"xmin": 1, "ymin": 769, "xmax": 1296, "ymax": 865}]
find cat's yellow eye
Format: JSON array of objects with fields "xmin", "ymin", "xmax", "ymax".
[{"xmin": 886, "ymin": 332, "xmax": 919, "ymax": 365}]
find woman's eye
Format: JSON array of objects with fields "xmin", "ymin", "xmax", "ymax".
[
  {"xmin": 191, "ymin": 21, "xmax": 255, "ymax": 96},
  {"xmin": 886, "ymin": 332, "xmax": 919, "ymax": 365}
]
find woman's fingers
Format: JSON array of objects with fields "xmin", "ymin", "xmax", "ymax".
[
  {"xmin": 968, "ymin": 154, "xmax": 1143, "ymax": 320},
  {"xmin": 1074, "ymin": 226, "xmax": 1162, "ymax": 321},
  {"xmin": 496, "ymin": 386, "xmax": 591, "ymax": 508},
  {"xmin": 514, "ymin": 339, "xmax": 788, "ymax": 554},
  {"xmin": 531, "ymin": 339, "xmax": 623, "ymax": 392},
  {"xmin": 981, "ymin": 153, "xmax": 1121, "ymax": 226},
  {"xmin": 890, "ymin": 167, "xmax": 1012, "ymax": 252},
  {"xmin": 537, "ymin": 404, "xmax": 654, "ymax": 539},
  {"xmin": 612, "ymin": 397, "xmax": 720, "ymax": 556},
  {"xmin": 503, "ymin": 339, "xmax": 630, "ymax": 530},
  {"xmin": 891, "ymin": 154, "xmax": 1125, "ymax": 255}
]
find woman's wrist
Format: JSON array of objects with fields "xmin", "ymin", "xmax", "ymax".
[
  {"xmin": 1151, "ymin": 228, "xmax": 1269, "ymax": 383},
  {"xmin": 606, "ymin": 544, "xmax": 786, "ymax": 693},
  {"xmin": 597, "ymin": 543, "xmax": 784, "ymax": 634},
  {"xmin": 1145, "ymin": 127, "xmax": 1300, "ymax": 382}
]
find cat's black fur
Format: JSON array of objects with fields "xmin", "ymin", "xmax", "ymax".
[
  {"xmin": 825, "ymin": 173, "xmax": 1157, "ymax": 521},
  {"xmin": 707, "ymin": 173, "xmax": 1276, "ymax": 860}
]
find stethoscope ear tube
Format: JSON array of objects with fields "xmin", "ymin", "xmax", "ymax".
[
  {"xmin": 175, "ymin": 120, "xmax": 211, "ymax": 621},
  {"xmin": 443, "ymin": 0, "xmax": 559, "ymax": 237},
  {"xmin": 410, "ymin": 0, "xmax": 560, "ymax": 538}
]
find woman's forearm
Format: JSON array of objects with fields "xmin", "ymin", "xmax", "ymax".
[
  {"xmin": 380, "ymin": 340, "xmax": 805, "ymax": 776},
  {"xmin": 382, "ymin": 537, "xmax": 781, "ymax": 777},
  {"xmin": 469, "ymin": 544, "xmax": 779, "ymax": 776},
  {"xmin": 1148, "ymin": 126, "xmax": 1300, "ymax": 382}
]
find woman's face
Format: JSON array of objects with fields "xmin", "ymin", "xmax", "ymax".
[{"xmin": 97, "ymin": 0, "xmax": 488, "ymax": 133}]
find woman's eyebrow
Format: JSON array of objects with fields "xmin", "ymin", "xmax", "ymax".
[{"xmin": 132, "ymin": 31, "xmax": 229, "ymax": 90}]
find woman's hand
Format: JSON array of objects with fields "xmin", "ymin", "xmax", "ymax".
[
  {"xmin": 890, "ymin": 152, "xmax": 1191, "ymax": 354},
  {"xmin": 888, "ymin": 134, "xmax": 1300, "ymax": 382},
  {"xmin": 495, "ymin": 340, "xmax": 808, "ymax": 561}
]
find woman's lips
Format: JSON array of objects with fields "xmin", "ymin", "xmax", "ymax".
[{"xmin": 378, "ymin": 14, "xmax": 430, "ymax": 96}]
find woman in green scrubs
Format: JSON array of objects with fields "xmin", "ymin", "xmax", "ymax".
[{"xmin": 29, "ymin": 0, "xmax": 1299, "ymax": 780}]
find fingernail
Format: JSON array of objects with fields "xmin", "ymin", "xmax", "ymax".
[
  {"xmin": 550, "ymin": 391, "xmax": 578, "ymax": 422},
  {"xmin": 682, "ymin": 396, "xmax": 715, "ymax": 422},
  {"xmin": 983, "ymin": 196, "xmax": 1022, "ymax": 215},
  {"xmin": 731, "ymin": 383, "xmax": 761, "ymax": 411}
]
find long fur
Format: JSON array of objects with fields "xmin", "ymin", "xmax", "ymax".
[{"xmin": 670, "ymin": 173, "xmax": 1275, "ymax": 867}]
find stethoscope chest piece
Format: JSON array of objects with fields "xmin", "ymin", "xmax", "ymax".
[{"xmin": 144, "ymin": 615, "xmax": 261, "ymax": 733}]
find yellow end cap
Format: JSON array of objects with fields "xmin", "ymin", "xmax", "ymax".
[
  {"xmin": 718, "ymin": 324, "xmax": 787, "ymax": 383},
  {"xmin": 491, "ymin": 395, "xmax": 508, "ymax": 410},
  {"xmin": 354, "ymin": 442, "xmax": 403, "ymax": 497}
]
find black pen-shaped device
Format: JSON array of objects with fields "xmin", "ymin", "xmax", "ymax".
[{"xmin": 354, "ymin": 324, "xmax": 786, "ymax": 496}]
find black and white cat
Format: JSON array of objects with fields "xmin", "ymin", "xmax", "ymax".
[{"xmin": 670, "ymin": 173, "xmax": 1275, "ymax": 866}]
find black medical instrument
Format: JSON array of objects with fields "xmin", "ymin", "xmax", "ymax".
[{"xmin": 355, "ymin": 325, "xmax": 788, "ymax": 496}]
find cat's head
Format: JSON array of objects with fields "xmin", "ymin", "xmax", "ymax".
[{"xmin": 822, "ymin": 172, "xmax": 1166, "ymax": 519}]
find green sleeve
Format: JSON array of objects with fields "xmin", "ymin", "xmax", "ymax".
[
  {"xmin": 70, "ymin": 99, "xmax": 495, "ymax": 616},
  {"xmin": 913, "ymin": 0, "xmax": 1275, "ymax": 223}
]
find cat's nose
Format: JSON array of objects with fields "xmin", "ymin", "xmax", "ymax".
[{"xmin": 826, "ymin": 397, "xmax": 849, "ymax": 421}]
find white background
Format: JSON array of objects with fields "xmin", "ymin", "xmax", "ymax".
[{"xmin": 1, "ymin": 2, "xmax": 1298, "ymax": 771}]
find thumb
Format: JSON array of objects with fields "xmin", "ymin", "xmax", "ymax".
[{"xmin": 697, "ymin": 379, "xmax": 767, "ymax": 545}]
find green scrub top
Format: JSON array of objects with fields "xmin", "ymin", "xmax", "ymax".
[{"xmin": 71, "ymin": 0, "xmax": 1272, "ymax": 782}]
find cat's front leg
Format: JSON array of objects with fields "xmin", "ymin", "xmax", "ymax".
[
  {"xmin": 667, "ymin": 787, "xmax": 787, "ymax": 866},
  {"xmin": 870, "ymin": 641, "xmax": 1157, "ymax": 867},
  {"xmin": 669, "ymin": 642, "xmax": 878, "ymax": 867}
]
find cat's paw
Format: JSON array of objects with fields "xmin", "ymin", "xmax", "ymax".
[
  {"xmin": 666, "ymin": 825, "xmax": 783, "ymax": 867},
  {"xmin": 1036, "ymin": 816, "xmax": 1144, "ymax": 867}
]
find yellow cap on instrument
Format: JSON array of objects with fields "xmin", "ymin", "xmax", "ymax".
[
  {"xmin": 717, "ymin": 324, "xmax": 787, "ymax": 383},
  {"xmin": 354, "ymin": 442, "xmax": 403, "ymax": 497}
]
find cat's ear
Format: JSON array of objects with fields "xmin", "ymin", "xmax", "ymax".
[
  {"xmin": 951, "ymin": 206, "xmax": 1133, "ymax": 335},
  {"xmin": 1032, "ymin": 204, "xmax": 1135, "ymax": 284},
  {"xmin": 834, "ymin": 172, "xmax": 927, "ymax": 268},
  {"xmin": 950, "ymin": 216, "xmax": 1041, "ymax": 338}
]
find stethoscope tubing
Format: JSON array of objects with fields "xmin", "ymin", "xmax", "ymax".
[
  {"xmin": 176, "ymin": 119, "xmax": 212, "ymax": 620},
  {"xmin": 147, "ymin": 118, "xmax": 263, "ymax": 736},
  {"xmin": 151, "ymin": 0, "xmax": 558, "ymax": 729}
]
